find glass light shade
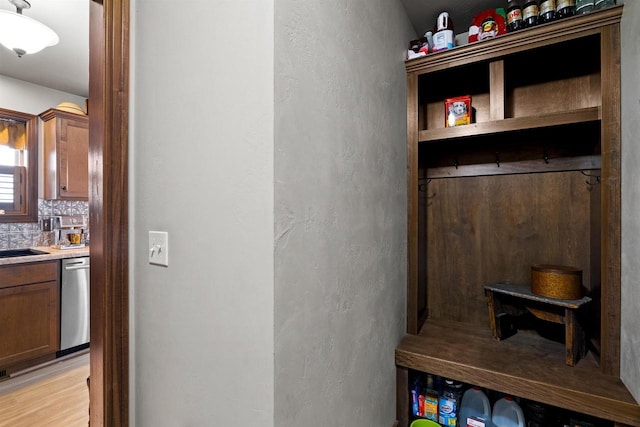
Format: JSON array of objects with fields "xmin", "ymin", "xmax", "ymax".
[{"xmin": 0, "ymin": 9, "xmax": 58, "ymax": 56}]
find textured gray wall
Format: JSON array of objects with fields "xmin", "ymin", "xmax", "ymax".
[
  {"xmin": 620, "ymin": 0, "xmax": 640, "ymax": 403},
  {"xmin": 132, "ymin": 1, "xmax": 275, "ymax": 425},
  {"xmin": 274, "ymin": 1, "xmax": 414, "ymax": 425}
]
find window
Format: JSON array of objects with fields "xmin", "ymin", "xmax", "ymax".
[{"xmin": 0, "ymin": 108, "xmax": 38, "ymax": 222}]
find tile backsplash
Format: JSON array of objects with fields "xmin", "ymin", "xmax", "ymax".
[{"xmin": 0, "ymin": 200, "xmax": 89, "ymax": 250}]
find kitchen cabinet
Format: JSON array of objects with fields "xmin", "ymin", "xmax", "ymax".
[
  {"xmin": 396, "ymin": 6, "xmax": 640, "ymax": 427},
  {"xmin": 0, "ymin": 260, "xmax": 60, "ymax": 376},
  {"xmin": 41, "ymin": 108, "xmax": 89, "ymax": 200}
]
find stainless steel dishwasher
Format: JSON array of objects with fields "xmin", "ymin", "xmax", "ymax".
[{"xmin": 60, "ymin": 256, "xmax": 90, "ymax": 353}]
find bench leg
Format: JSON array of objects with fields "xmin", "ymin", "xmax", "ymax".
[
  {"xmin": 486, "ymin": 290, "xmax": 517, "ymax": 340},
  {"xmin": 565, "ymin": 308, "xmax": 586, "ymax": 366}
]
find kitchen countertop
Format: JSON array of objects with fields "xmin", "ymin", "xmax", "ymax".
[{"xmin": 0, "ymin": 246, "xmax": 90, "ymax": 266}]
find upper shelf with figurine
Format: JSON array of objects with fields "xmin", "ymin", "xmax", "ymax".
[
  {"xmin": 406, "ymin": 2, "xmax": 621, "ymax": 74},
  {"xmin": 406, "ymin": 5, "xmax": 622, "ymax": 146}
]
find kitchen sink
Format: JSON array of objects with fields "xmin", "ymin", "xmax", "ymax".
[{"xmin": 0, "ymin": 248, "xmax": 49, "ymax": 258}]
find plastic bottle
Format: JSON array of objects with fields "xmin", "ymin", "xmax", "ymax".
[
  {"xmin": 491, "ymin": 396, "xmax": 525, "ymax": 427},
  {"xmin": 459, "ymin": 387, "xmax": 492, "ymax": 427},
  {"xmin": 438, "ymin": 379, "xmax": 463, "ymax": 426},
  {"xmin": 432, "ymin": 12, "xmax": 454, "ymax": 53},
  {"xmin": 425, "ymin": 31, "xmax": 434, "ymax": 52}
]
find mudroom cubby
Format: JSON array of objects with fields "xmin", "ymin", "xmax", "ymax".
[{"xmin": 396, "ymin": 6, "xmax": 640, "ymax": 427}]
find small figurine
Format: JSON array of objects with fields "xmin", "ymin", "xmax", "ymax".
[{"xmin": 468, "ymin": 8, "xmax": 508, "ymax": 43}]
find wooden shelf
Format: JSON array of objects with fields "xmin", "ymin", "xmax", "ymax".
[
  {"xmin": 405, "ymin": 6, "xmax": 623, "ymax": 75},
  {"xmin": 395, "ymin": 321, "xmax": 640, "ymax": 426},
  {"xmin": 418, "ymin": 107, "xmax": 600, "ymax": 143}
]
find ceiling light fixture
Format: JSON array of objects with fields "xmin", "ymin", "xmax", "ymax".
[{"xmin": 0, "ymin": 0, "xmax": 58, "ymax": 57}]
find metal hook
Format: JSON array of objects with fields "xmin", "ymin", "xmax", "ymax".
[
  {"xmin": 419, "ymin": 179, "xmax": 436, "ymax": 200},
  {"xmin": 418, "ymin": 179, "xmax": 432, "ymax": 192},
  {"xmin": 495, "ymin": 152, "xmax": 501, "ymax": 167},
  {"xmin": 580, "ymin": 170, "xmax": 601, "ymax": 185},
  {"xmin": 543, "ymin": 151, "xmax": 550, "ymax": 164}
]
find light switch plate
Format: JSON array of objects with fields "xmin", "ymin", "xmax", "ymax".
[{"xmin": 149, "ymin": 231, "xmax": 169, "ymax": 266}]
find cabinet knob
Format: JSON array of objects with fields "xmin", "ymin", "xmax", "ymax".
[{"xmin": 62, "ymin": 185, "xmax": 67, "ymax": 191}]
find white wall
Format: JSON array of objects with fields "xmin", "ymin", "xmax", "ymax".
[
  {"xmin": 132, "ymin": 1, "xmax": 274, "ymax": 425},
  {"xmin": 0, "ymin": 74, "xmax": 85, "ymax": 115},
  {"xmin": 620, "ymin": 0, "xmax": 640, "ymax": 404},
  {"xmin": 273, "ymin": 1, "xmax": 413, "ymax": 425}
]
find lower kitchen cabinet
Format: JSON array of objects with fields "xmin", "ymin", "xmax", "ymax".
[{"xmin": 0, "ymin": 260, "xmax": 60, "ymax": 376}]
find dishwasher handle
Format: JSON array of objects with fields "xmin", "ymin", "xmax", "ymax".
[{"xmin": 63, "ymin": 259, "xmax": 90, "ymax": 270}]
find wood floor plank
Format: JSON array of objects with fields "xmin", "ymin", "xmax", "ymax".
[{"xmin": 0, "ymin": 353, "xmax": 89, "ymax": 427}]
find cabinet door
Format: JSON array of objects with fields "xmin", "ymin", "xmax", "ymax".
[
  {"xmin": 58, "ymin": 117, "xmax": 89, "ymax": 200},
  {"xmin": 0, "ymin": 281, "xmax": 60, "ymax": 368}
]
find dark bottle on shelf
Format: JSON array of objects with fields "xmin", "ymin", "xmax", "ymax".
[
  {"xmin": 576, "ymin": 0, "xmax": 595, "ymax": 14},
  {"xmin": 522, "ymin": 0, "xmax": 540, "ymax": 27},
  {"xmin": 556, "ymin": 0, "xmax": 576, "ymax": 18},
  {"xmin": 594, "ymin": 0, "xmax": 616, "ymax": 9},
  {"xmin": 507, "ymin": 0, "xmax": 525, "ymax": 31},
  {"xmin": 539, "ymin": 0, "xmax": 557, "ymax": 23}
]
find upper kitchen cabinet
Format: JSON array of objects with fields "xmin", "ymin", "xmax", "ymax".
[{"xmin": 40, "ymin": 108, "xmax": 89, "ymax": 201}]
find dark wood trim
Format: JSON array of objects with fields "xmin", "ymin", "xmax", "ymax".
[
  {"xmin": 489, "ymin": 60, "xmax": 505, "ymax": 121},
  {"xmin": 395, "ymin": 367, "xmax": 408, "ymax": 427},
  {"xmin": 599, "ymin": 22, "xmax": 622, "ymax": 377},
  {"xmin": 406, "ymin": 73, "xmax": 419, "ymax": 335},
  {"xmin": 89, "ymin": 0, "xmax": 129, "ymax": 425}
]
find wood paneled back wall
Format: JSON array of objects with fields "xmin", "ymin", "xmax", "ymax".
[{"xmin": 423, "ymin": 171, "xmax": 599, "ymax": 327}]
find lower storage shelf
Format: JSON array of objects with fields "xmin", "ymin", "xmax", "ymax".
[{"xmin": 395, "ymin": 320, "xmax": 640, "ymax": 426}]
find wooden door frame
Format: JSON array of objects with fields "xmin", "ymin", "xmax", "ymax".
[{"xmin": 89, "ymin": 0, "xmax": 129, "ymax": 425}]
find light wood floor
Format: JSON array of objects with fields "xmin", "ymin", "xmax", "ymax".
[{"xmin": 0, "ymin": 352, "xmax": 89, "ymax": 427}]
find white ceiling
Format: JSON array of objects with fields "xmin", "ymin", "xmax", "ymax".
[
  {"xmin": 0, "ymin": 0, "xmax": 498, "ymax": 99},
  {"xmin": 0, "ymin": 0, "xmax": 89, "ymax": 97}
]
